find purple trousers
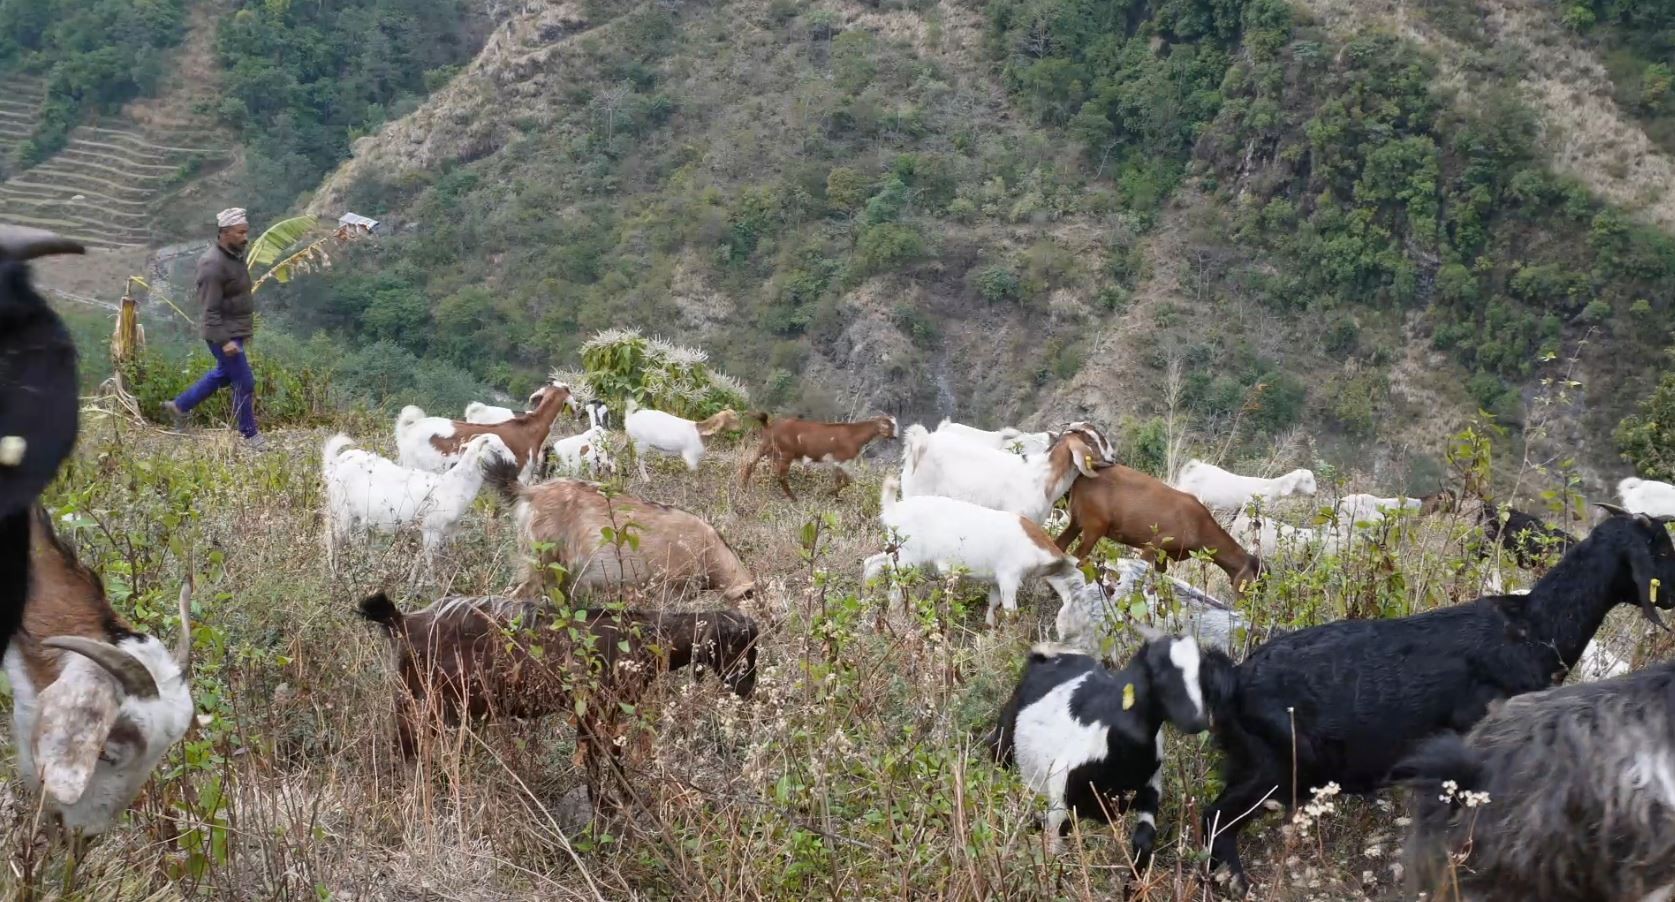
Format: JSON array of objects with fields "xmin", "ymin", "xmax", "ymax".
[{"xmin": 174, "ymin": 338, "xmax": 258, "ymax": 437}]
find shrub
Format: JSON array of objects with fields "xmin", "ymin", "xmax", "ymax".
[
  {"xmin": 120, "ymin": 342, "xmax": 332, "ymax": 428},
  {"xmin": 853, "ymin": 223, "xmax": 925, "ymax": 276},
  {"xmin": 579, "ymin": 328, "xmax": 749, "ymax": 419},
  {"xmin": 973, "ymin": 265, "xmax": 1022, "ymax": 304},
  {"xmin": 1615, "ymin": 369, "xmax": 1675, "ymax": 480}
]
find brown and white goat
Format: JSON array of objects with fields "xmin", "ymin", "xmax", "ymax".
[
  {"xmin": 738, "ymin": 412, "xmax": 897, "ymax": 500},
  {"xmin": 356, "ymin": 592, "xmax": 758, "ymax": 796},
  {"xmin": 485, "ymin": 460, "xmax": 757, "ymax": 601},
  {"xmin": 397, "ymin": 381, "xmax": 579, "ymax": 480},
  {"xmin": 6, "ymin": 506, "xmax": 194, "ymax": 835},
  {"xmin": 1056, "ymin": 464, "xmax": 1266, "ymax": 603}
]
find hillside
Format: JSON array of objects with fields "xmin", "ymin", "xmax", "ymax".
[{"xmin": 276, "ymin": 0, "xmax": 1675, "ymax": 494}]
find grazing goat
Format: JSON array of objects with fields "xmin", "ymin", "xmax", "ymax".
[
  {"xmin": 934, "ymin": 418, "xmax": 1053, "ymax": 455},
  {"xmin": 1056, "ymin": 558, "xmax": 1248, "ymax": 654},
  {"xmin": 864, "ymin": 475, "xmax": 1101, "ymax": 626},
  {"xmin": 540, "ymin": 400, "xmax": 615, "ymax": 480},
  {"xmin": 1056, "ymin": 464, "xmax": 1266, "ymax": 603},
  {"xmin": 1394, "ymin": 661, "xmax": 1675, "ymax": 902},
  {"xmin": 7, "ymin": 506, "xmax": 194, "ymax": 835},
  {"xmin": 356, "ymin": 592, "xmax": 757, "ymax": 799},
  {"xmin": 900, "ymin": 422, "xmax": 1116, "ymax": 524},
  {"xmin": 1332, "ymin": 493, "xmax": 1421, "ymax": 529},
  {"xmin": 1621, "ymin": 476, "xmax": 1675, "ymax": 518},
  {"xmin": 1477, "ymin": 501, "xmax": 1577, "ymax": 571},
  {"xmin": 1172, "ymin": 459, "xmax": 1316, "ymax": 513},
  {"xmin": 321, "ymin": 432, "xmax": 515, "ymax": 575},
  {"xmin": 0, "ymin": 225, "xmax": 84, "ymax": 663},
  {"xmin": 463, "ymin": 400, "xmax": 518, "ymax": 425},
  {"xmin": 983, "ymin": 633, "xmax": 1209, "ymax": 872},
  {"xmin": 1195, "ymin": 504, "xmax": 1675, "ymax": 892},
  {"xmin": 396, "ymin": 380, "xmax": 576, "ymax": 480},
  {"xmin": 486, "ymin": 459, "xmax": 755, "ymax": 601},
  {"xmin": 739, "ymin": 413, "xmax": 896, "ymax": 500},
  {"xmin": 624, "ymin": 401, "xmax": 740, "ymax": 480},
  {"xmin": 1230, "ymin": 511, "xmax": 1341, "ymax": 559}
]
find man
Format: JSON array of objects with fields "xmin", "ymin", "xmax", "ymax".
[{"xmin": 165, "ymin": 207, "xmax": 265, "ymax": 450}]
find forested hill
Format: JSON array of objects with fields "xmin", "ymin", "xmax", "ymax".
[{"xmin": 8, "ymin": 0, "xmax": 1675, "ymax": 490}]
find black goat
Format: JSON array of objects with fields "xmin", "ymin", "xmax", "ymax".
[
  {"xmin": 1197, "ymin": 504, "xmax": 1675, "ymax": 892},
  {"xmin": 0, "ymin": 225, "xmax": 84, "ymax": 660},
  {"xmin": 984, "ymin": 631, "xmax": 1209, "ymax": 875},
  {"xmin": 1478, "ymin": 501, "xmax": 1577, "ymax": 571},
  {"xmin": 1393, "ymin": 660, "xmax": 1675, "ymax": 901}
]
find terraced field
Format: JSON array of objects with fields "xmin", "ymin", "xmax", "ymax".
[{"xmin": 0, "ymin": 74, "xmax": 229, "ymax": 250}]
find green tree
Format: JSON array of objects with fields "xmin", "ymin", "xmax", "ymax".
[{"xmin": 1615, "ymin": 369, "xmax": 1675, "ymax": 480}]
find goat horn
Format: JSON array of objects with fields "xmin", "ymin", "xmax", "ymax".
[
  {"xmin": 43, "ymin": 636, "xmax": 160, "ymax": 698},
  {"xmin": 1597, "ymin": 502, "xmax": 1632, "ymax": 518},
  {"xmin": 175, "ymin": 578, "xmax": 194, "ymax": 675}
]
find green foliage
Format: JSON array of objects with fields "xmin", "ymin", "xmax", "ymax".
[
  {"xmin": 853, "ymin": 222, "xmax": 924, "ymax": 276},
  {"xmin": 579, "ymin": 329, "xmax": 748, "ymax": 420},
  {"xmin": 0, "ymin": 0, "xmax": 186, "ymax": 164},
  {"xmin": 973, "ymin": 264, "xmax": 1022, "ymax": 304},
  {"xmin": 1615, "ymin": 367, "xmax": 1675, "ymax": 480},
  {"xmin": 120, "ymin": 341, "xmax": 332, "ymax": 428},
  {"xmin": 214, "ymin": 0, "xmax": 477, "ymax": 220}
]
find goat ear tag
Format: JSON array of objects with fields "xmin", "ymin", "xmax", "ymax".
[
  {"xmin": 1122, "ymin": 683, "xmax": 1135, "ymax": 710},
  {"xmin": 1653, "ymin": 578, "xmax": 1662, "ymax": 606}
]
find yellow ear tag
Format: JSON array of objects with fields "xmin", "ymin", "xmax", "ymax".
[
  {"xmin": 1122, "ymin": 683, "xmax": 1136, "ymax": 711},
  {"xmin": 1653, "ymin": 578, "xmax": 1662, "ymax": 606}
]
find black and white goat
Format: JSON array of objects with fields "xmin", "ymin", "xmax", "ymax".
[
  {"xmin": 1394, "ymin": 660, "xmax": 1675, "ymax": 901},
  {"xmin": 8, "ymin": 506, "xmax": 194, "ymax": 834},
  {"xmin": 1195, "ymin": 504, "xmax": 1675, "ymax": 892},
  {"xmin": 984, "ymin": 631, "xmax": 1209, "ymax": 874}
]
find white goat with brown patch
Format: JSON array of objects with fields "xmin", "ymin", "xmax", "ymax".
[
  {"xmin": 899, "ymin": 422, "xmax": 1117, "ymax": 525},
  {"xmin": 624, "ymin": 401, "xmax": 740, "ymax": 481},
  {"xmin": 738, "ymin": 412, "xmax": 896, "ymax": 499},
  {"xmin": 485, "ymin": 459, "xmax": 756, "ymax": 601},
  {"xmin": 397, "ymin": 380, "xmax": 578, "ymax": 480},
  {"xmin": 7, "ymin": 507, "xmax": 193, "ymax": 835}
]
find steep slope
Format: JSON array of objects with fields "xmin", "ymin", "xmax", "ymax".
[{"xmin": 289, "ymin": 0, "xmax": 1675, "ymax": 489}]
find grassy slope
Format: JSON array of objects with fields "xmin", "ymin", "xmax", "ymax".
[{"xmin": 2, "ymin": 414, "xmax": 1660, "ymax": 898}]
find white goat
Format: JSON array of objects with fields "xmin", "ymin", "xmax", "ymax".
[
  {"xmin": 1055, "ymin": 557, "xmax": 1249, "ymax": 654},
  {"xmin": 322, "ymin": 432, "xmax": 515, "ymax": 575},
  {"xmin": 1619, "ymin": 477, "xmax": 1675, "ymax": 518},
  {"xmin": 1173, "ymin": 459, "xmax": 1317, "ymax": 513},
  {"xmin": 1230, "ymin": 512, "xmax": 1344, "ymax": 557},
  {"xmin": 623, "ymin": 401, "xmax": 739, "ymax": 480},
  {"xmin": 8, "ymin": 507, "xmax": 194, "ymax": 835},
  {"xmin": 464, "ymin": 401, "xmax": 517, "ymax": 425},
  {"xmin": 899, "ymin": 422, "xmax": 1115, "ymax": 524},
  {"xmin": 934, "ymin": 418, "xmax": 1054, "ymax": 455},
  {"xmin": 395, "ymin": 382, "xmax": 575, "ymax": 480},
  {"xmin": 544, "ymin": 400, "xmax": 615, "ymax": 478},
  {"xmin": 864, "ymin": 476, "xmax": 1100, "ymax": 625},
  {"xmin": 1333, "ymin": 492, "xmax": 1421, "ymax": 529}
]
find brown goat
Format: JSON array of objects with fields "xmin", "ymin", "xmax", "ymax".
[
  {"xmin": 485, "ymin": 460, "xmax": 757, "ymax": 601},
  {"xmin": 399, "ymin": 382, "xmax": 578, "ymax": 480},
  {"xmin": 356, "ymin": 592, "xmax": 758, "ymax": 801},
  {"xmin": 1055, "ymin": 464, "xmax": 1265, "ymax": 603},
  {"xmin": 738, "ymin": 413, "xmax": 897, "ymax": 500}
]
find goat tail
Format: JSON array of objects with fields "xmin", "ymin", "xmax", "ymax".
[
  {"xmin": 482, "ymin": 455, "xmax": 525, "ymax": 505},
  {"xmin": 321, "ymin": 433, "xmax": 354, "ymax": 471},
  {"xmin": 355, "ymin": 590, "xmax": 404, "ymax": 634},
  {"xmin": 395, "ymin": 405, "xmax": 427, "ymax": 441},
  {"xmin": 879, "ymin": 474, "xmax": 900, "ymax": 515}
]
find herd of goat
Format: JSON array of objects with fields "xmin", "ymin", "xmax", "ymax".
[{"xmin": 13, "ymin": 355, "xmax": 1675, "ymax": 896}]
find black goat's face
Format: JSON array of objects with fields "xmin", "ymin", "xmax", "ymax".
[
  {"xmin": 1599, "ymin": 505, "xmax": 1675, "ymax": 626},
  {"xmin": 1140, "ymin": 636, "xmax": 1209, "ymax": 735},
  {"xmin": 692, "ymin": 616, "xmax": 759, "ymax": 698}
]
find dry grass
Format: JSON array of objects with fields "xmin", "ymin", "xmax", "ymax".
[{"xmin": 0, "ymin": 411, "xmax": 1657, "ymax": 899}]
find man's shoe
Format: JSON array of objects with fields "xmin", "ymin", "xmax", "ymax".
[
  {"xmin": 163, "ymin": 401, "xmax": 188, "ymax": 430},
  {"xmin": 244, "ymin": 434, "xmax": 269, "ymax": 451}
]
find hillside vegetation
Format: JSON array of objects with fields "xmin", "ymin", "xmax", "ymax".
[{"xmin": 237, "ymin": 0, "xmax": 1673, "ymax": 491}]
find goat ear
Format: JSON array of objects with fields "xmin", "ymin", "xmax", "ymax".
[
  {"xmin": 31, "ymin": 669, "xmax": 121, "ymax": 806},
  {"xmin": 1625, "ymin": 538, "xmax": 1673, "ymax": 629},
  {"xmin": 1070, "ymin": 442, "xmax": 1098, "ymax": 478}
]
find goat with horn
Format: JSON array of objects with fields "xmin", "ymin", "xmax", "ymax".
[{"xmin": 6, "ymin": 506, "xmax": 195, "ymax": 834}]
